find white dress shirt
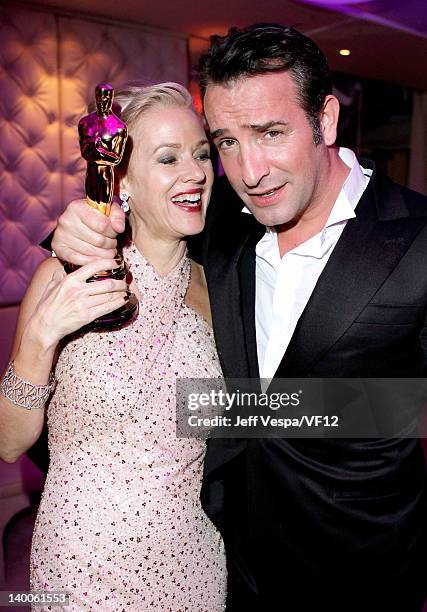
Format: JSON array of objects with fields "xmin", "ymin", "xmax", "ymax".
[{"xmin": 248, "ymin": 147, "xmax": 372, "ymax": 379}]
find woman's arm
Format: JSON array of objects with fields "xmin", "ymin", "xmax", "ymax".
[
  {"xmin": 0, "ymin": 258, "xmax": 61, "ymax": 462},
  {"xmin": 0, "ymin": 257, "xmax": 128, "ymax": 462}
]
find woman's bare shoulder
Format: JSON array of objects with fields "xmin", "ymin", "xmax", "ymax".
[
  {"xmin": 187, "ymin": 259, "xmax": 212, "ymax": 326},
  {"xmin": 27, "ymin": 257, "xmax": 64, "ymax": 296},
  {"xmin": 190, "ymin": 260, "xmax": 207, "ymax": 289},
  {"xmin": 36, "ymin": 255, "xmax": 64, "ymax": 275}
]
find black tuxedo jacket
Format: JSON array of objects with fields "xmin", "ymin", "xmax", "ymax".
[{"xmin": 199, "ymin": 162, "xmax": 427, "ymax": 610}]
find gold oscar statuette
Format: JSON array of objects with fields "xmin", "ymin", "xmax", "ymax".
[{"xmin": 64, "ymin": 82, "xmax": 138, "ymax": 328}]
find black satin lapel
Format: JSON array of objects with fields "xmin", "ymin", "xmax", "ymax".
[
  {"xmin": 203, "ymin": 436, "xmax": 247, "ymax": 481},
  {"xmin": 203, "ymin": 214, "xmax": 264, "ymax": 481},
  {"xmin": 277, "ymin": 180, "xmax": 426, "ymax": 377},
  {"xmin": 206, "ymin": 213, "xmax": 264, "ymax": 379},
  {"xmin": 239, "ymin": 234, "xmax": 261, "ymax": 379}
]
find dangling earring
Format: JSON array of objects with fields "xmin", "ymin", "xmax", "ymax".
[{"xmin": 120, "ymin": 191, "xmax": 130, "ymax": 213}]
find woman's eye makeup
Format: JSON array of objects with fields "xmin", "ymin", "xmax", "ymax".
[
  {"xmin": 158, "ymin": 149, "xmax": 211, "ymax": 164},
  {"xmin": 158, "ymin": 156, "xmax": 176, "ymax": 165},
  {"xmin": 196, "ymin": 150, "xmax": 211, "ymax": 160}
]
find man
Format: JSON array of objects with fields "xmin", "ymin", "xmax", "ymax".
[{"xmin": 47, "ymin": 24, "xmax": 427, "ymax": 611}]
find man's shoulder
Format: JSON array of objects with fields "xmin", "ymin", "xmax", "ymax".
[
  {"xmin": 210, "ymin": 174, "xmax": 245, "ymax": 215},
  {"xmin": 188, "ymin": 176, "xmax": 243, "ymax": 264},
  {"xmin": 394, "ymin": 181, "xmax": 427, "ymax": 214},
  {"xmin": 364, "ymin": 159, "xmax": 427, "ymax": 218}
]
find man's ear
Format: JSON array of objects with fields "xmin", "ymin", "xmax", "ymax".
[{"xmin": 320, "ymin": 95, "xmax": 340, "ymax": 146}]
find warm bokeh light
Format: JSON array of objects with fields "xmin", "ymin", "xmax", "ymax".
[
  {"xmin": 189, "ymin": 80, "xmax": 203, "ymax": 115},
  {"xmin": 339, "ymin": 48, "xmax": 351, "ymax": 56}
]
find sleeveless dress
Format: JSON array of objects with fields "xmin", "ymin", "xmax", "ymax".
[{"xmin": 30, "ymin": 243, "xmax": 226, "ymax": 611}]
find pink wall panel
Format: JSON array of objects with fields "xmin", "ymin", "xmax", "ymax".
[
  {"xmin": 0, "ymin": 6, "xmax": 59, "ymax": 305},
  {"xmin": 0, "ymin": 5, "xmax": 189, "ymax": 308}
]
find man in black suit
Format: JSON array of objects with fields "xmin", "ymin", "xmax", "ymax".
[{"xmin": 48, "ymin": 24, "xmax": 427, "ymax": 612}]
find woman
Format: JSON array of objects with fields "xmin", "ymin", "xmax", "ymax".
[{"xmin": 0, "ymin": 83, "xmax": 226, "ymax": 610}]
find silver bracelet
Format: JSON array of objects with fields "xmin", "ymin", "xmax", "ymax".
[{"xmin": 1, "ymin": 361, "xmax": 56, "ymax": 410}]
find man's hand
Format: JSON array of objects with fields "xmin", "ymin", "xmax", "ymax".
[{"xmin": 51, "ymin": 199, "xmax": 126, "ymax": 265}]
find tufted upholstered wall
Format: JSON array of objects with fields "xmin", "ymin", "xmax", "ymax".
[
  {"xmin": 0, "ymin": 4, "xmax": 189, "ymax": 309},
  {"xmin": 0, "ymin": 7, "xmax": 59, "ymax": 306}
]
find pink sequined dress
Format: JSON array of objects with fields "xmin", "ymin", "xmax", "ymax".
[{"xmin": 30, "ymin": 243, "xmax": 226, "ymax": 611}]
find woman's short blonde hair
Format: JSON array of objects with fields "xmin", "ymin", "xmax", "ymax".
[{"xmin": 113, "ymin": 81, "xmax": 194, "ymax": 131}]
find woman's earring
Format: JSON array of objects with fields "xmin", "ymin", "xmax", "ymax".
[{"xmin": 120, "ymin": 191, "xmax": 130, "ymax": 213}]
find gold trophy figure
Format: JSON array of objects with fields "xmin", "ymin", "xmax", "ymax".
[
  {"xmin": 65, "ymin": 82, "xmax": 138, "ymax": 328},
  {"xmin": 79, "ymin": 83, "xmax": 126, "ymax": 216}
]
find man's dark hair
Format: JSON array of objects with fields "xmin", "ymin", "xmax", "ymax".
[{"xmin": 198, "ymin": 23, "xmax": 332, "ymax": 145}]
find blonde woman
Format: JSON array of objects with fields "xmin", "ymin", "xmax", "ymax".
[{"xmin": 0, "ymin": 83, "xmax": 226, "ymax": 610}]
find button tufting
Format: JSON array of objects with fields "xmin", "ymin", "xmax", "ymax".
[{"xmin": 0, "ymin": 5, "xmax": 188, "ymax": 306}]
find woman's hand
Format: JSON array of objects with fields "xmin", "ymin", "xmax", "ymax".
[
  {"xmin": 51, "ymin": 199, "xmax": 126, "ymax": 265},
  {"xmin": 26, "ymin": 259, "xmax": 128, "ymax": 352}
]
